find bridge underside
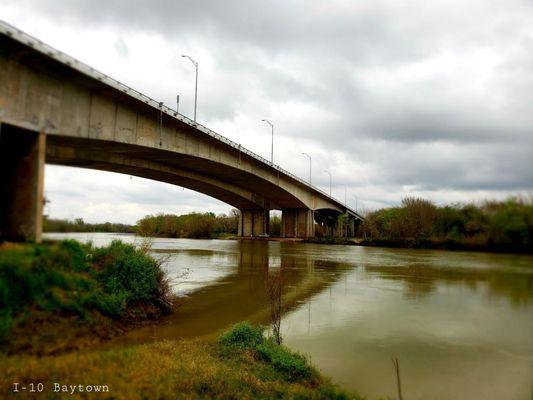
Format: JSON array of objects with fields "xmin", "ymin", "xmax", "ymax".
[{"xmin": 0, "ymin": 124, "xmax": 356, "ymax": 242}]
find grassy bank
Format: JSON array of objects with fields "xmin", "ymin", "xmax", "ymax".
[
  {"xmin": 358, "ymin": 197, "xmax": 533, "ymax": 253},
  {"xmin": 1, "ymin": 323, "xmax": 358, "ymax": 399},
  {"xmin": 0, "ymin": 240, "xmax": 171, "ymax": 355},
  {"xmin": 0, "ymin": 241, "xmax": 359, "ymax": 399}
]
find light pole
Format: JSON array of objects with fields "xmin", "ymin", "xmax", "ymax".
[
  {"xmin": 261, "ymin": 119, "xmax": 274, "ymax": 164},
  {"xmin": 181, "ymin": 54, "xmax": 198, "ymax": 121},
  {"xmin": 344, "ymin": 186, "xmax": 347, "ymax": 206},
  {"xmin": 176, "ymin": 94, "xmax": 180, "ymax": 114},
  {"xmin": 301, "ymin": 152, "xmax": 312, "ymax": 184},
  {"xmin": 324, "ymin": 170, "xmax": 332, "ymax": 196}
]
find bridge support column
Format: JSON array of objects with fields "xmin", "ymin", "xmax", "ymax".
[
  {"xmin": 281, "ymin": 209, "xmax": 314, "ymax": 238},
  {"xmin": 238, "ymin": 209, "xmax": 269, "ymax": 237},
  {"xmin": 0, "ymin": 124, "xmax": 46, "ymax": 242},
  {"xmin": 333, "ymin": 219, "xmax": 344, "ymax": 238}
]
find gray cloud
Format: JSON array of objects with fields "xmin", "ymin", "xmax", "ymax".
[{"xmin": 2, "ymin": 0, "xmax": 532, "ymax": 219}]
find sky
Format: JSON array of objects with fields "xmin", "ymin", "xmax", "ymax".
[{"xmin": 2, "ymin": 0, "xmax": 532, "ymax": 223}]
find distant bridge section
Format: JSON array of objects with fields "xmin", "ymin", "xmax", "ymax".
[{"xmin": 0, "ymin": 21, "xmax": 363, "ymax": 242}]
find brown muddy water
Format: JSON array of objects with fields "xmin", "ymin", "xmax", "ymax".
[{"xmin": 45, "ymin": 232, "xmax": 533, "ymax": 400}]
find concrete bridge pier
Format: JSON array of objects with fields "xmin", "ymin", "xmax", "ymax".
[
  {"xmin": 281, "ymin": 209, "xmax": 314, "ymax": 238},
  {"xmin": 0, "ymin": 124, "xmax": 46, "ymax": 242},
  {"xmin": 238, "ymin": 209, "xmax": 270, "ymax": 237}
]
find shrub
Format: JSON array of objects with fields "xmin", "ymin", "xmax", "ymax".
[
  {"xmin": 358, "ymin": 196, "xmax": 533, "ymax": 251},
  {"xmin": 219, "ymin": 322, "xmax": 265, "ymax": 349},
  {"xmin": 91, "ymin": 241, "xmax": 160, "ymax": 302},
  {"xmin": 0, "ymin": 239, "xmax": 172, "ymax": 343}
]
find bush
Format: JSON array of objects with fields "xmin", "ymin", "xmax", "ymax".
[
  {"xmin": 359, "ymin": 196, "xmax": 533, "ymax": 251},
  {"xmin": 0, "ymin": 240, "xmax": 171, "ymax": 342},
  {"xmin": 92, "ymin": 241, "xmax": 160, "ymax": 301},
  {"xmin": 219, "ymin": 322, "xmax": 265, "ymax": 349},
  {"xmin": 90, "ymin": 240, "xmax": 172, "ymax": 315}
]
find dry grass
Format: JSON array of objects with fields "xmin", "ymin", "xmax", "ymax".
[{"xmin": 1, "ymin": 339, "xmax": 357, "ymax": 399}]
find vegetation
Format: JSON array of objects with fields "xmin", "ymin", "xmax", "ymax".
[
  {"xmin": 265, "ymin": 271, "xmax": 284, "ymax": 345},
  {"xmin": 1, "ymin": 324, "xmax": 359, "ymax": 399},
  {"xmin": 0, "ymin": 241, "xmax": 360, "ymax": 398},
  {"xmin": 359, "ymin": 196, "xmax": 533, "ymax": 252},
  {"xmin": 0, "ymin": 240, "xmax": 171, "ymax": 354},
  {"xmin": 137, "ymin": 210, "xmax": 239, "ymax": 239},
  {"xmin": 219, "ymin": 322, "xmax": 315, "ymax": 383},
  {"xmin": 270, "ymin": 214, "xmax": 282, "ymax": 236},
  {"xmin": 44, "ymin": 212, "xmax": 286, "ymax": 239},
  {"xmin": 43, "ymin": 217, "xmax": 135, "ymax": 233}
]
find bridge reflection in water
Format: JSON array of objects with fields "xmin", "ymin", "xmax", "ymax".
[{"xmin": 109, "ymin": 239, "xmax": 353, "ymax": 345}]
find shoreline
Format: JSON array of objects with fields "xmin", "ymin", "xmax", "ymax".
[
  {"xmin": 0, "ymin": 239, "xmax": 360, "ymax": 399},
  {"xmin": 43, "ymin": 231, "xmax": 533, "ymax": 254}
]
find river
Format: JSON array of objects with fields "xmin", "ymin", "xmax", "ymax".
[{"xmin": 44, "ymin": 232, "xmax": 533, "ymax": 400}]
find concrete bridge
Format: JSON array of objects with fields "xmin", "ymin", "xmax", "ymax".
[{"xmin": 0, "ymin": 21, "xmax": 363, "ymax": 242}]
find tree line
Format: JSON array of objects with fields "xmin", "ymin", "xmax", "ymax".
[
  {"xmin": 44, "ymin": 218, "xmax": 135, "ymax": 233},
  {"xmin": 136, "ymin": 211, "xmax": 240, "ymax": 238},
  {"xmin": 43, "ymin": 211, "xmax": 282, "ymax": 239},
  {"xmin": 358, "ymin": 196, "xmax": 533, "ymax": 252}
]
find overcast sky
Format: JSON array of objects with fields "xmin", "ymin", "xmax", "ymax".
[{"xmin": 2, "ymin": 0, "xmax": 532, "ymax": 223}]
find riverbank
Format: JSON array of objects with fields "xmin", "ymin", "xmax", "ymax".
[
  {"xmin": 359, "ymin": 197, "xmax": 532, "ymax": 254},
  {"xmin": 0, "ymin": 240, "xmax": 358, "ymax": 399},
  {"xmin": 30, "ymin": 232, "xmax": 533, "ymax": 400},
  {"xmin": 1, "ymin": 323, "xmax": 358, "ymax": 399},
  {"xmin": 0, "ymin": 240, "xmax": 172, "ymax": 355},
  {"xmin": 356, "ymin": 237, "xmax": 533, "ymax": 253},
  {"xmin": 304, "ymin": 236, "xmax": 533, "ymax": 254}
]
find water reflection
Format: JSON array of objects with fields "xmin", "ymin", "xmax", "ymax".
[
  {"xmin": 44, "ymin": 233, "xmax": 533, "ymax": 400},
  {"xmin": 111, "ymin": 240, "xmax": 352, "ymax": 345}
]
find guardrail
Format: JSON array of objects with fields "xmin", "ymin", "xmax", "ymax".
[{"xmin": 0, "ymin": 20, "xmax": 363, "ymax": 220}]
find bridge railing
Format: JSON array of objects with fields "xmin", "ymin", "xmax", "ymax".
[{"xmin": 0, "ymin": 20, "xmax": 363, "ymax": 220}]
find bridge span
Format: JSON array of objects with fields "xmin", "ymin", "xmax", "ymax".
[{"xmin": 0, "ymin": 21, "xmax": 362, "ymax": 242}]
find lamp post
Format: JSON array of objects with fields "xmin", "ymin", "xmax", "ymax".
[
  {"xmin": 324, "ymin": 170, "xmax": 332, "ymax": 196},
  {"xmin": 345, "ymin": 186, "xmax": 347, "ymax": 206},
  {"xmin": 301, "ymin": 152, "xmax": 312, "ymax": 184},
  {"xmin": 181, "ymin": 55, "xmax": 198, "ymax": 121},
  {"xmin": 176, "ymin": 94, "xmax": 180, "ymax": 114},
  {"xmin": 261, "ymin": 119, "xmax": 274, "ymax": 164}
]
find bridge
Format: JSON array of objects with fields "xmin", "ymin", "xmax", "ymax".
[{"xmin": 0, "ymin": 21, "xmax": 363, "ymax": 242}]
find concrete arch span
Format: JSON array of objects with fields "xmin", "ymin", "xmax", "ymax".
[{"xmin": 0, "ymin": 21, "xmax": 363, "ymax": 242}]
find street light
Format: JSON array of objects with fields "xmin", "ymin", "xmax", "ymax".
[
  {"xmin": 181, "ymin": 54, "xmax": 198, "ymax": 121},
  {"xmin": 324, "ymin": 170, "xmax": 332, "ymax": 196},
  {"xmin": 344, "ymin": 185, "xmax": 347, "ymax": 206},
  {"xmin": 261, "ymin": 119, "xmax": 274, "ymax": 164},
  {"xmin": 301, "ymin": 152, "xmax": 312, "ymax": 184},
  {"xmin": 176, "ymin": 94, "xmax": 180, "ymax": 114}
]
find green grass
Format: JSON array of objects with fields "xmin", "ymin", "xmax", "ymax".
[
  {"xmin": 0, "ymin": 240, "xmax": 171, "ymax": 352},
  {"xmin": 219, "ymin": 322, "xmax": 316, "ymax": 383}
]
